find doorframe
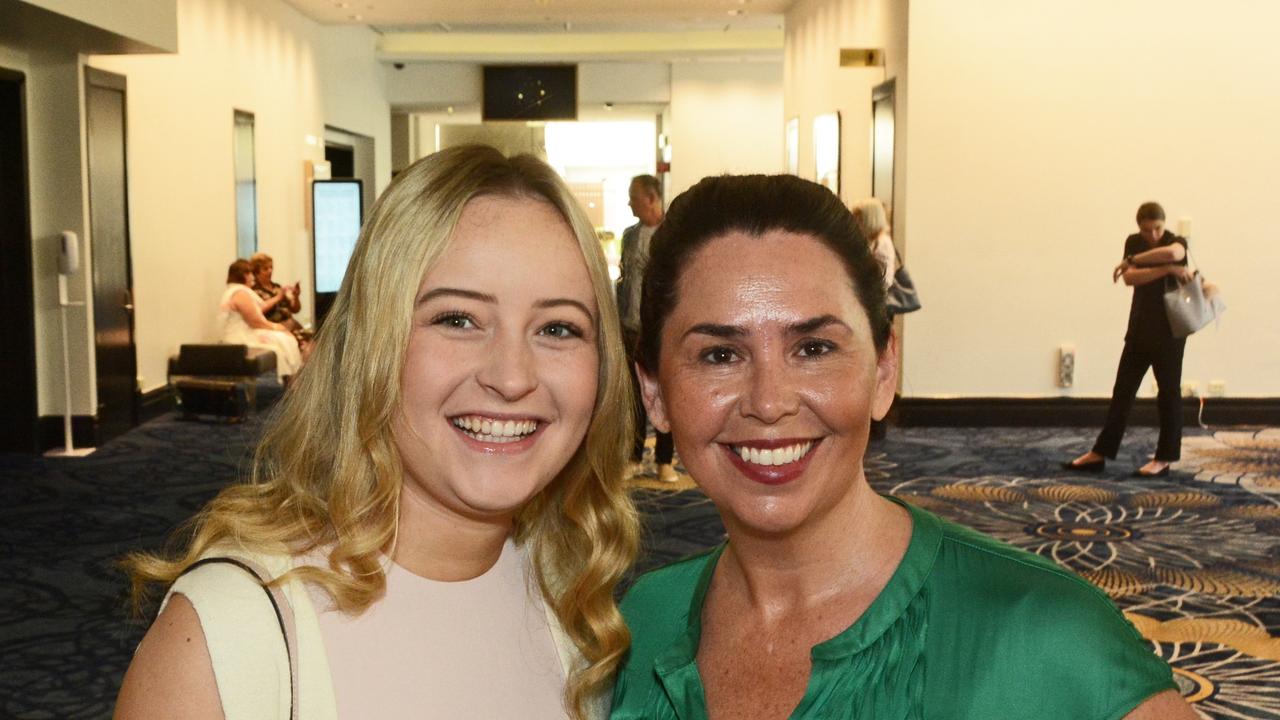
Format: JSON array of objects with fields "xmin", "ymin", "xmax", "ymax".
[
  {"xmin": 0, "ymin": 66, "xmax": 39, "ymax": 452},
  {"xmin": 84, "ymin": 66, "xmax": 139, "ymax": 439}
]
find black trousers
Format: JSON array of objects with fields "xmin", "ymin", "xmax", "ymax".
[
  {"xmin": 1092, "ymin": 336, "xmax": 1187, "ymax": 462},
  {"xmin": 624, "ymin": 331, "xmax": 673, "ymax": 465}
]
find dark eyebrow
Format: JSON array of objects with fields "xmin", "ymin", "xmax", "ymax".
[
  {"xmin": 683, "ymin": 323, "xmax": 746, "ymax": 341},
  {"xmin": 681, "ymin": 315, "xmax": 849, "ymax": 342},
  {"xmin": 416, "ymin": 287, "xmax": 496, "ymax": 306},
  {"xmin": 535, "ymin": 298, "xmax": 595, "ymax": 319},
  {"xmin": 790, "ymin": 314, "xmax": 849, "ymax": 335}
]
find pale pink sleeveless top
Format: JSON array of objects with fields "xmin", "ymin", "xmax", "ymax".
[{"xmin": 308, "ymin": 539, "xmax": 569, "ymax": 719}]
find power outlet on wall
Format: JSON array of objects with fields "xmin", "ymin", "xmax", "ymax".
[
  {"xmin": 1058, "ymin": 344, "xmax": 1075, "ymax": 388},
  {"xmin": 1181, "ymin": 380, "xmax": 1199, "ymax": 398},
  {"xmin": 1208, "ymin": 380, "xmax": 1227, "ymax": 397}
]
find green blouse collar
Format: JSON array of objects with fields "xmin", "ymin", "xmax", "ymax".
[{"xmin": 650, "ymin": 496, "xmax": 943, "ymax": 709}]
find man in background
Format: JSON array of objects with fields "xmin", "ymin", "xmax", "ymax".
[{"xmin": 617, "ymin": 175, "xmax": 677, "ymax": 483}]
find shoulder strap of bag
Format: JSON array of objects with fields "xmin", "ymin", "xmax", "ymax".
[{"xmin": 178, "ymin": 556, "xmax": 299, "ymax": 720}]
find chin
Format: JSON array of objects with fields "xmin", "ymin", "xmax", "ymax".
[{"xmin": 718, "ymin": 496, "xmax": 815, "ymax": 538}]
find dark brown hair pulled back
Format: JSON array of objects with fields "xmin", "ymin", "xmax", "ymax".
[{"xmin": 637, "ymin": 174, "xmax": 892, "ymax": 372}]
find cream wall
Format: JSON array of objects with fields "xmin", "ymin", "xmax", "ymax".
[
  {"xmin": 784, "ymin": 0, "xmax": 907, "ymax": 210},
  {"xmin": 668, "ymin": 60, "xmax": 784, "ymax": 196},
  {"xmin": 902, "ymin": 0, "xmax": 1280, "ymax": 398},
  {"xmin": 89, "ymin": 0, "xmax": 390, "ymax": 395},
  {"xmin": 23, "ymin": 0, "xmax": 178, "ymax": 52}
]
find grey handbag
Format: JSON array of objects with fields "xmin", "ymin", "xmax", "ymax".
[
  {"xmin": 1163, "ymin": 268, "xmax": 1225, "ymax": 338},
  {"xmin": 886, "ymin": 247, "xmax": 921, "ymax": 315}
]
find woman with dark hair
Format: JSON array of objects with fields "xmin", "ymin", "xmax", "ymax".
[
  {"xmin": 609, "ymin": 176, "xmax": 1193, "ymax": 719},
  {"xmin": 1064, "ymin": 201, "xmax": 1192, "ymax": 477}
]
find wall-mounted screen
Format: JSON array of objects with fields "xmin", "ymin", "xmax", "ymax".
[
  {"xmin": 483, "ymin": 65, "xmax": 577, "ymax": 121},
  {"xmin": 312, "ymin": 179, "xmax": 362, "ymax": 294}
]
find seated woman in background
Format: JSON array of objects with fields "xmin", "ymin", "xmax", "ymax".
[
  {"xmin": 250, "ymin": 252, "xmax": 303, "ymax": 333},
  {"xmin": 610, "ymin": 175, "xmax": 1194, "ymax": 719},
  {"xmin": 218, "ymin": 258, "xmax": 303, "ymax": 382},
  {"xmin": 115, "ymin": 145, "xmax": 639, "ymax": 719}
]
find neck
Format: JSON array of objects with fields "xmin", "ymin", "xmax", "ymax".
[
  {"xmin": 718, "ymin": 478, "xmax": 911, "ymax": 616},
  {"xmin": 390, "ymin": 483, "xmax": 514, "ymax": 581}
]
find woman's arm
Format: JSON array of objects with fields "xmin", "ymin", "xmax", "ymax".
[
  {"xmin": 1122, "ymin": 689, "xmax": 1199, "ymax": 719},
  {"xmin": 231, "ymin": 289, "xmax": 289, "ymax": 333},
  {"xmin": 873, "ymin": 235, "xmax": 895, "ymax": 290},
  {"xmin": 1131, "ymin": 243, "xmax": 1186, "ymax": 266},
  {"xmin": 1122, "ymin": 263, "xmax": 1192, "ymax": 287},
  {"xmin": 113, "ymin": 595, "xmax": 224, "ymax": 720},
  {"xmin": 257, "ymin": 288, "xmax": 285, "ymax": 312}
]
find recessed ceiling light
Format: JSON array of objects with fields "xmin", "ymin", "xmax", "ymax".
[{"xmin": 727, "ymin": 8, "xmax": 744, "ymax": 15}]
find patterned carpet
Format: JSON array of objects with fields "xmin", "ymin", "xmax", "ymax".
[
  {"xmin": 1, "ymin": 416, "xmax": 1277, "ymax": 718},
  {"xmin": 629, "ymin": 426, "xmax": 1280, "ymax": 719}
]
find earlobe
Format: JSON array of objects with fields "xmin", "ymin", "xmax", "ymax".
[
  {"xmin": 871, "ymin": 331, "xmax": 900, "ymax": 421},
  {"xmin": 636, "ymin": 363, "xmax": 671, "ymax": 433}
]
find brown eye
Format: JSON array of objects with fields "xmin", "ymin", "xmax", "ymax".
[
  {"xmin": 798, "ymin": 340, "xmax": 835, "ymax": 358},
  {"xmin": 700, "ymin": 346, "xmax": 738, "ymax": 364}
]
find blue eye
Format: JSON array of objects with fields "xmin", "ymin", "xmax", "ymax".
[
  {"xmin": 432, "ymin": 312, "xmax": 476, "ymax": 330},
  {"xmin": 540, "ymin": 322, "xmax": 583, "ymax": 339},
  {"xmin": 700, "ymin": 346, "xmax": 738, "ymax": 364}
]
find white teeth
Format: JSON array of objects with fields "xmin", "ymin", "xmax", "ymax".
[
  {"xmin": 452, "ymin": 415, "xmax": 539, "ymax": 443},
  {"xmin": 733, "ymin": 441, "xmax": 814, "ymax": 467}
]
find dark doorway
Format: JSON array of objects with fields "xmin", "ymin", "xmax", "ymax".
[
  {"xmin": 325, "ymin": 143, "xmax": 354, "ymax": 178},
  {"xmin": 85, "ymin": 68, "xmax": 137, "ymax": 444},
  {"xmin": 0, "ymin": 68, "xmax": 38, "ymax": 453}
]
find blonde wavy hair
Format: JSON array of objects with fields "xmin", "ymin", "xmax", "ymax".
[{"xmin": 127, "ymin": 144, "xmax": 639, "ymax": 717}]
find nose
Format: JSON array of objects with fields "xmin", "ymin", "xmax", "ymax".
[
  {"xmin": 739, "ymin": 355, "xmax": 800, "ymax": 424},
  {"xmin": 476, "ymin": 329, "xmax": 539, "ymax": 402}
]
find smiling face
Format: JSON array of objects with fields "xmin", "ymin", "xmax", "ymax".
[
  {"xmin": 392, "ymin": 194, "xmax": 601, "ymax": 525},
  {"xmin": 639, "ymin": 230, "xmax": 896, "ymax": 537}
]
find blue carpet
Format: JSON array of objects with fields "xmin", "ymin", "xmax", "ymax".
[{"xmin": 2, "ymin": 417, "xmax": 1277, "ymax": 718}]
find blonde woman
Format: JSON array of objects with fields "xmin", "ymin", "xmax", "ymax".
[
  {"xmin": 850, "ymin": 198, "xmax": 895, "ymax": 292},
  {"xmin": 115, "ymin": 145, "xmax": 639, "ymax": 720}
]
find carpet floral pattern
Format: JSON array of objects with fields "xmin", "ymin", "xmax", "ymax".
[{"xmin": 2, "ymin": 418, "xmax": 1277, "ymax": 718}]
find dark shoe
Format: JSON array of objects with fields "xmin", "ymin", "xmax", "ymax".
[
  {"xmin": 1133, "ymin": 466, "xmax": 1170, "ymax": 478},
  {"xmin": 1062, "ymin": 458, "xmax": 1105, "ymax": 473}
]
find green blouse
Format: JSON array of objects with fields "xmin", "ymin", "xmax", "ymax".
[{"xmin": 611, "ymin": 497, "xmax": 1175, "ymax": 720}]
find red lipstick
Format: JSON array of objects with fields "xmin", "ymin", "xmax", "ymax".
[{"xmin": 721, "ymin": 439, "xmax": 820, "ymax": 486}]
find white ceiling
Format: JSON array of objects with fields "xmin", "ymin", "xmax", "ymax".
[{"xmin": 282, "ymin": 0, "xmax": 791, "ymax": 31}]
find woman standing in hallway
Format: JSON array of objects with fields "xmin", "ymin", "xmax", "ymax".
[
  {"xmin": 850, "ymin": 198, "xmax": 895, "ymax": 293},
  {"xmin": 1064, "ymin": 202, "xmax": 1193, "ymax": 477},
  {"xmin": 116, "ymin": 145, "xmax": 638, "ymax": 720},
  {"xmin": 219, "ymin": 258, "xmax": 303, "ymax": 382},
  {"xmin": 610, "ymin": 176, "xmax": 1193, "ymax": 719}
]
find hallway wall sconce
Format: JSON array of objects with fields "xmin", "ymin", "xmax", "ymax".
[{"xmin": 839, "ymin": 48, "xmax": 885, "ymax": 68}]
